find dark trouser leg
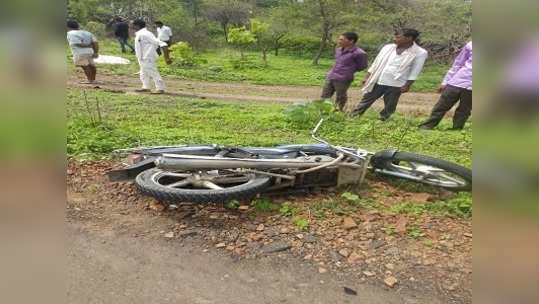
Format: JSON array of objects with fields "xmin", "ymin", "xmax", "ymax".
[
  {"xmin": 81, "ymin": 66, "xmax": 93, "ymax": 82},
  {"xmin": 321, "ymin": 78, "xmax": 336, "ymax": 100},
  {"xmin": 452, "ymin": 89, "xmax": 472, "ymax": 129},
  {"xmin": 333, "ymin": 80, "xmax": 353, "ymax": 111},
  {"xmin": 351, "ymin": 84, "xmax": 386, "ymax": 116},
  {"xmin": 117, "ymin": 37, "xmax": 126, "ymax": 53},
  {"xmin": 125, "ymin": 40, "xmax": 135, "ymax": 52},
  {"xmin": 89, "ymin": 65, "xmax": 97, "ymax": 82},
  {"xmin": 419, "ymin": 86, "xmax": 461, "ymax": 128},
  {"xmin": 379, "ymin": 86, "xmax": 402, "ymax": 119}
]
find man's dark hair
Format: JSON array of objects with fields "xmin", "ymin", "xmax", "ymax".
[
  {"xmin": 397, "ymin": 28, "xmax": 420, "ymax": 41},
  {"xmin": 114, "ymin": 16, "xmax": 123, "ymax": 22},
  {"xmin": 67, "ymin": 20, "xmax": 79, "ymax": 30},
  {"xmin": 133, "ymin": 19, "xmax": 146, "ymax": 29},
  {"xmin": 155, "ymin": 21, "xmax": 163, "ymax": 26},
  {"xmin": 342, "ymin": 32, "xmax": 359, "ymax": 44}
]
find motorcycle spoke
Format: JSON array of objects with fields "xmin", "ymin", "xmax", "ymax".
[
  {"xmin": 164, "ymin": 172, "xmax": 192, "ymax": 178},
  {"xmin": 167, "ymin": 179, "xmax": 191, "ymax": 188},
  {"xmin": 201, "ymin": 181, "xmax": 224, "ymax": 190}
]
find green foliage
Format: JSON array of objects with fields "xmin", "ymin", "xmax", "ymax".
[
  {"xmin": 292, "ymin": 216, "xmax": 309, "ymax": 231},
  {"xmin": 228, "ymin": 26, "xmax": 256, "ymax": 58},
  {"xmin": 252, "ymin": 197, "xmax": 280, "ymax": 213},
  {"xmin": 388, "ymin": 192, "xmax": 472, "ymax": 218},
  {"xmin": 169, "ymin": 42, "xmax": 198, "ymax": 66},
  {"xmin": 407, "ymin": 225, "xmax": 426, "ymax": 239},
  {"xmin": 225, "ymin": 200, "xmax": 240, "ymax": 209},
  {"xmin": 281, "ymin": 35, "xmax": 324, "ymax": 56},
  {"xmin": 284, "ymin": 100, "xmax": 345, "ymax": 128},
  {"xmin": 279, "ymin": 202, "xmax": 298, "ymax": 217},
  {"xmin": 341, "ymin": 192, "xmax": 360, "ymax": 202},
  {"xmin": 92, "ymin": 39, "xmax": 445, "ymax": 91},
  {"xmin": 67, "ymin": 119, "xmax": 138, "ymax": 156},
  {"xmin": 67, "ymin": 0, "xmax": 471, "ymax": 62},
  {"xmin": 85, "ymin": 21, "xmax": 106, "ymax": 38}
]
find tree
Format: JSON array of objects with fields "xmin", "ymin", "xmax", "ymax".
[
  {"xmin": 264, "ymin": 5, "xmax": 295, "ymax": 56},
  {"xmin": 204, "ymin": 0, "xmax": 252, "ymax": 42},
  {"xmin": 182, "ymin": 0, "xmax": 203, "ymax": 25},
  {"xmin": 251, "ymin": 17, "xmax": 290, "ymax": 64},
  {"xmin": 228, "ymin": 26, "xmax": 256, "ymax": 59},
  {"xmin": 293, "ymin": 0, "xmax": 355, "ymax": 65}
]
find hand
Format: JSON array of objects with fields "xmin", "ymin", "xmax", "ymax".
[
  {"xmin": 400, "ymin": 85, "xmax": 411, "ymax": 93},
  {"xmin": 437, "ymin": 84, "xmax": 446, "ymax": 93},
  {"xmin": 165, "ymin": 58, "xmax": 173, "ymax": 65},
  {"xmin": 92, "ymin": 53, "xmax": 99, "ymax": 59}
]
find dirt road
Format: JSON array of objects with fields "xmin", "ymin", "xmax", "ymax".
[
  {"xmin": 68, "ymin": 221, "xmax": 442, "ymax": 304},
  {"xmin": 67, "ymin": 162, "xmax": 469, "ymax": 304},
  {"xmin": 68, "ymin": 71, "xmax": 442, "ymax": 115}
]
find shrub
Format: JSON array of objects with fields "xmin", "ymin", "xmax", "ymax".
[
  {"xmin": 169, "ymin": 42, "xmax": 197, "ymax": 67},
  {"xmin": 85, "ymin": 21, "xmax": 106, "ymax": 38},
  {"xmin": 284, "ymin": 100, "xmax": 344, "ymax": 128}
]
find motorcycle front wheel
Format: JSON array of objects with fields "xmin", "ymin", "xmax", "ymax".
[
  {"xmin": 371, "ymin": 151, "xmax": 472, "ymax": 191},
  {"xmin": 135, "ymin": 168, "xmax": 271, "ymax": 203}
]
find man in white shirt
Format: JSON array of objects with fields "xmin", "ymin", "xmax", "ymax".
[
  {"xmin": 132, "ymin": 19, "xmax": 171, "ymax": 94},
  {"xmin": 66, "ymin": 20, "xmax": 99, "ymax": 84},
  {"xmin": 155, "ymin": 21, "xmax": 173, "ymax": 45},
  {"xmin": 155, "ymin": 21, "xmax": 173, "ymax": 59},
  {"xmin": 351, "ymin": 28, "xmax": 428, "ymax": 121}
]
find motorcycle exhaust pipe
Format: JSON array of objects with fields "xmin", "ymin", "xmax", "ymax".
[{"xmin": 155, "ymin": 154, "xmax": 336, "ymax": 170}]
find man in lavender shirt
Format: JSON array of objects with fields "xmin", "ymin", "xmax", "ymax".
[
  {"xmin": 420, "ymin": 41, "xmax": 472, "ymax": 130},
  {"xmin": 321, "ymin": 32, "xmax": 368, "ymax": 111}
]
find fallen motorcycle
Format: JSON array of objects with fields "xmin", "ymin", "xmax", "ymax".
[{"xmin": 108, "ymin": 119, "xmax": 472, "ymax": 203}]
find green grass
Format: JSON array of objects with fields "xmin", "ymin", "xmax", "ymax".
[
  {"xmin": 86, "ymin": 39, "xmax": 447, "ymax": 92},
  {"xmin": 67, "ymin": 87, "xmax": 472, "ymax": 217},
  {"xmin": 67, "ymin": 88, "xmax": 471, "ymax": 165}
]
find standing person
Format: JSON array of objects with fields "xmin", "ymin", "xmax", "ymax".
[
  {"xmin": 132, "ymin": 19, "xmax": 170, "ymax": 94},
  {"xmin": 321, "ymin": 32, "xmax": 368, "ymax": 111},
  {"xmin": 155, "ymin": 21, "xmax": 173, "ymax": 58},
  {"xmin": 66, "ymin": 20, "xmax": 99, "ymax": 85},
  {"xmin": 419, "ymin": 41, "xmax": 472, "ymax": 130},
  {"xmin": 351, "ymin": 29, "xmax": 428, "ymax": 121},
  {"xmin": 112, "ymin": 17, "xmax": 134, "ymax": 53}
]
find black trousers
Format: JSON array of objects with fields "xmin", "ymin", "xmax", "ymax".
[
  {"xmin": 351, "ymin": 84, "xmax": 402, "ymax": 119},
  {"xmin": 321, "ymin": 78, "xmax": 353, "ymax": 111},
  {"xmin": 420, "ymin": 85, "xmax": 472, "ymax": 129}
]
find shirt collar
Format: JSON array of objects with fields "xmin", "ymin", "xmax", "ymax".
[{"xmin": 341, "ymin": 46, "xmax": 357, "ymax": 54}]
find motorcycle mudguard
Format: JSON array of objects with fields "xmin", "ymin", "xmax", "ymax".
[{"xmin": 107, "ymin": 157, "xmax": 157, "ymax": 181}]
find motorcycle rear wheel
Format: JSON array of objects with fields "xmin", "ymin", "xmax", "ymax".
[{"xmin": 135, "ymin": 168, "xmax": 271, "ymax": 203}]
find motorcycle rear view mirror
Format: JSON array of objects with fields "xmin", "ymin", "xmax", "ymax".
[{"xmin": 311, "ymin": 118, "xmax": 325, "ymax": 136}]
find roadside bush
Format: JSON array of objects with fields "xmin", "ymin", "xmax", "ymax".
[
  {"xmin": 169, "ymin": 42, "xmax": 198, "ymax": 67},
  {"xmin": 85, "ymin": 21, "xmax": 106, "ymax": 38},
  {"xmin": 281, "ymin": 35, "xmax": 328, "ymax": 57}
]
